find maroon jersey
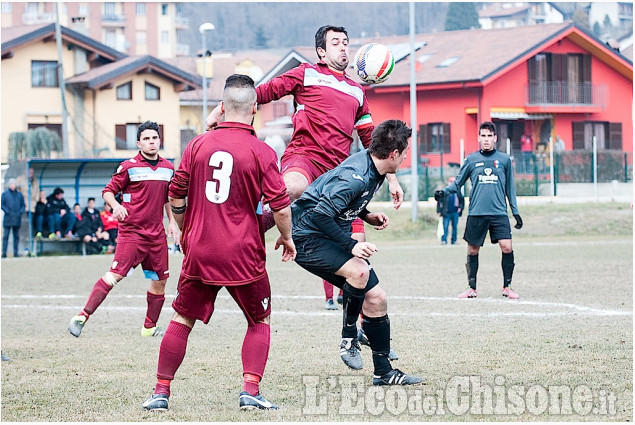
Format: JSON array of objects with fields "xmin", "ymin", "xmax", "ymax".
[
  {"xmin": 103, "ymin": 152, "xmax": 173, "ymax": 245},
  {"xmin": 169, "ymin": 122, "xmax": 290, "ymax": 286},
  {"xmin": 256, "ymin": 62, "xmax": 374, "ymax": 175}
]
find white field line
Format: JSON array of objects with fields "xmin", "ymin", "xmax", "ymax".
[
  {"xmin": 376, "ymin": 239, "xmax": 633, "ymax": 250},
  {"xmin": 2, "ymin": 294, "xmax": 631, "ymax": 318}
]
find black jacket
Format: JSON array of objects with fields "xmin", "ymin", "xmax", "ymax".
[
  {"xmin": 46, "ymin": 194, "xmax": 71, "ymax": 216},
  {"xmin": 436, "ymin": 191, "xmax": 465, "ymax": 217}
]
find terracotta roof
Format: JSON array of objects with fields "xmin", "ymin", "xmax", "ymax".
[
  {"xmin": 1, "ymin": 23, "xmax": 125, "ymax": 61},
  {"xmin": 66, "ymin": 55, "xmax": 200, "ymax": 91},
  {"xmin": 165, "ymin": 49, "xmax": 285, "ymax": 103}
]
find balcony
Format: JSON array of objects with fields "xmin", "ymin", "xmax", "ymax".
[
  {"xmin": 175, "ymin": 16, "xmax": 189, "ymax": 29},
  {"xmin": 102, "ymin": 14, "xmax": 126, "ymax": 27},
  {"xmin": 526, "ymin": 82, "xmax": 607, "ymax": 111}
]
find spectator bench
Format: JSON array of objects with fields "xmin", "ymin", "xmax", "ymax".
[{"xmin": 33, "ymin": 236, "xmax": 87, "ymax": 256}]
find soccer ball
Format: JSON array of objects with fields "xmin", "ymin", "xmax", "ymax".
[{"xmin": 353, "ymin": 43, "xmax": 395, "ymax": 84}]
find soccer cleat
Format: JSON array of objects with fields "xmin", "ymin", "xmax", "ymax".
[
  {"xmin": 141, "ymin": 326, "xmax": 164, "ymax": 337},
  {"xmin": 324, "ymin": 299, "xmax": 337, "ymax": 310},
  {"xmin": 67, "ymin": 314, "xmax": 87, "ymax": 337},
  {"xmin": 373, "ymin": 369, "xmax": 425, "ymax": 386},
  {"xmin": 35, "ymin": 232, "xmax": 43, "ymax": 239},
  {"xmin": 357, "ymin": 328, "xmax": 399, "ymax": 361},
  {"xmin": 502, "ymin": 287, "xmax": 520, "ymax": 299},
  {"xmin": 457, "ymin": 288, "xmax": 478, "ymax": 298},
  {"xmin": 142, "ymin": 393, "xmax": 169, "ymax": 411},
  {"xmin": 239, "ymin": 391, "xmax": 279, "ymax": 410},
  {"xmin": 48, "ymin": 233, "xmax": 57, "ymax": 240},
  {"xmin": 339, "ymin": 338, "xmax": 363, "ymax": 370},
  {"xmin": 336, "ymin": 294, "xmax": 343, "ymax": 305},
  {"xmin": 1, "ymin": 353, "xmax": 11, "ymax": 362}
]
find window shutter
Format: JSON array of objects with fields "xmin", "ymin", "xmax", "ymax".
[
  {"xmin": 608, "ymin": 122, "xmax": 622, "ymax": 150},
  {"xmin": 572, "ymin": 122, "xmax": 585, "ymax": 150},
  {"xmin": 528, "ymin": 56, "xmax": 536, "ymax": 83},
  {"xmin": 443, "ymin": 123, "xmax": 451, "ymax": 153},
  {"xmin": 115, "ymin": 125, "xmax": 126, "ymax": 150},
  {"xmin": 582, "ymin": 55, "xmax": 592, "ymax": 83},
  {"xmin": 419, "ymin": 124, "xmax": 428, "ymax": 154}
]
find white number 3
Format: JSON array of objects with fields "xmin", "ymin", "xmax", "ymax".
[{"xmin": 205, "ymin": 151, "xmax": 233, "ymax": 204}]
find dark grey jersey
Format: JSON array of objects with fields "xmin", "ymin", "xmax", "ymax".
[
  {"xmin": 443, "ymin": 149, "xmax": 519, "ymax": 216},
  {"xmin": 292, "ymin": 149, "xmax": 384, "ymax": 238}
]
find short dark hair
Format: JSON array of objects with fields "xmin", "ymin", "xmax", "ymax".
[
  {"xmin": 315, "ymin": 25, "xmax": 348, "ymax": 59},
  {"xmin": 223, "ymin": 74, "xmax": 257, "ymax": 115},
  {"xmin": 369, "ymin": 120, "xmax": 411, "ymax": 159},
  {"xmin": 73, "ymin": 203, "xmax": 80, "ymax": 208},
  {"xmin": 87, "ymin": 197, "xmax": 95, "ymax": 203},
  {"xmin": 137, "ymin": 120, "xmax": 160, "ymax": 141},
  {"xmin": 479, "ymin": 121, "xmax": 497, "ymax": 136},
  {"xmin": 224, "ymin": 74, "xmax": 255, "ymax": 90},
  {"xmin": 53, "ymin": 187, "xmax": 64, "ymax": 195}
]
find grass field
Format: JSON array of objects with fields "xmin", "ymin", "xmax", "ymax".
[{"xmin": 1, "ymin": 202, "xmax": 632, "ymax": 421}]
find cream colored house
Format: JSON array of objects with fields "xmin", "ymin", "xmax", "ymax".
[{"xmin": 1, "ymin": 23, "xmax": 200, "ymax": 162}]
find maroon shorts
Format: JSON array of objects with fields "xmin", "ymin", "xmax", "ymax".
[
  {"xmin": 110, "ymin": 240, "xmax": 169, "ymax": 281},
  {"xmin": 172, "ymin": 274, "xmax": 272, "ymax": 325},
  {"xmin": 280, "ymin": 155, "xmax": 327, "ymax": 184}
]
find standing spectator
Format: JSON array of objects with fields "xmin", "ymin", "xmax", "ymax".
[
  {"xmin": 67, "ymin": 121, "xmax": 179, "ymax": 338},
  {"xmin": 436, "ymin": 176, "xmax": 464, "ymax": 245},
  {"xmin": 142, "ymin": 75, "xmax": 295, "ymax": 411},
  {"xmin": 33, "ymin": 191, "xmax": 47, "ymax": 239},
  {"xmin": 46, "ymin": 187, "xmax": 76, "ymax": 239},
  {"xmin": 435, "ymin": 121, "xmax": 523, "ymax": 299},
  {"xmin": 520, "ymin": 133, "xmax": 533, "ymax": 173},
  {"xmin": 291, "ymin": 119, "xmax": 421, "ymax": 385},
  {"xmin": 554, "ymin": 135, "xmax": 565, "ymax": 152},
  {"xmin": 2, "ymin": 178, "xmax": 25, "ymax": 258},
  {"xmin": 100, "ymin": 203, "xmax": 118, "ymax": 253}
]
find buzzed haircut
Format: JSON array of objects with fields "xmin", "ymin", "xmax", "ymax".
[
  {"xmin": 479, "ymin": 121, "xmax": 497, "ymax": 136},
  {"xmin": 137, "ymin": 120, "xmax": 160, "ymax": 141},
  {"xmin": 223, "ymin": 74, "xmax": 257, "ymax": 115},
  {"xmin": 369, "ymin": 120, "xmax": 411, "ymax": 159},
  {"xmin": 314, "ymin": 25, "xmax": 348, "ymax": 59}
]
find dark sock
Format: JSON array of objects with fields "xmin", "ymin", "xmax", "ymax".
[
  {"xmin": 145, "ymin": 291, "xmax": 165, "ymax": 328},
  {"xmin": 466, "ymin": 254, "xmax": 479, "ymax": 289},
  {"xmin": 82, "ymin": 278, "xmax": 113, "ymax": 317},
  {"xmin": 156, "ymin": 320, "xmax": 192, "ymax": 396},
  {"xmin": 502, "ymin": 251, "xmax": 515, "ymax": 288},
  {"xmin": 342, "ymin": 283, "xmax": 365, "ymax": 339},
  {"xmin": 362, "ymin": 314, "xmax": 392, "ymax": 376}
]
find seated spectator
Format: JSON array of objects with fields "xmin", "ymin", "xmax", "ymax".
[
  {"xmin": 46, "ymin": 187, "xmax": 76, "ymax": 239},
  {"xmin": 100, "ymin": 203, "xmax": 118, "ymax": 253},
  {"xmin": 34, "ymin": 191, "xmax": 48, "ymax": 238},
  {"xmin": 76, "ymin": 198, "xmax": 108, "ymax": 254}
]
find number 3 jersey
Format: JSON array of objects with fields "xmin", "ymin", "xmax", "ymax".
[
  {"xmin": 103, "ymin": 152, "xmax": 174, "ymax": 244},
  {"xmin": 169, "ymin": 122, "xmax": 290, "ymax": 285}
]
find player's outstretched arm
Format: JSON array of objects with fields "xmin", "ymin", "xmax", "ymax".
[
  {"xmin": 365, "ymin": 212, "xmax": 389, "ymax": 230},
  {"xmin": 386, "ymin": 173, "xmax": 403, "ymax": 210},
  {"xmin": 205, "ymin": 104, "xmax": 224, "ymax": 131},
  {"xmin": 273, "ymin": 206, "xmax": 296, "ymax": 262}
]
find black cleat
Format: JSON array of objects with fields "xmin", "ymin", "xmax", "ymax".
[
  {"xmin": 373, "ymin": 369, "xmax": 424, "ymax": 386},
  {"xmin": 357, "ymin": 328, "xmax": 399, "ymax": 361}
]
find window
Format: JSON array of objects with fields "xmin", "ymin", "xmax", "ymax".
[
  {"xmin": 161, "ymin": 3, "xmax": 168, "ymax": 15},
  {"xmin": 528, "ymin": 53, "xmax": 592, "ymax": 104},
  {"xmin": 136, "ymin": 31, "xmax": 147, "ymax": 45},
  {"xmin": 105, "ymin": 29, "xmax": 116, "ymax": 48},
  {"xmin": 437, "ymin": 56, "xmax": 460, "ymax": 68},
  {"xmin": 175, "ymin": 3, "xmax": 183, "ymax": 15},
  {"xmin": 1, "ymin": 3, "xmax": 12, "ymax": 13},
  {"xmin": 136, "ymin": 3, "xmax": 146, "ymax": 15},
  {"xmin": 78, "ymin": 4, "xmax": 89, "ymax": 16},
  {"xmin": 572, "ymin": 122, "xmax": 622, "ymax": 150},
  {"xmin": 116, "ymin": 82, "xmax": 132, "ymax": 100},
  {"xmin": 145, "ymin": 82, "xmax": 160, "ymax": 100},
  {"xmin": 161, "ymin": 31, "xmax": 169, "ymax": 43},
  {"xmin": 31, "ymin": 61, "xmax": 59, "ymax": 87},
  {"xmin": 116, "ymin": 123, "xmax": 164, "ymax": 150},
  {"xmin": 104, "ymin": 2, "xmax": 115, "ymax": 16},
  {"xmin": 419, "ymin": 123, "xmax": 450, "ymax": 154}
]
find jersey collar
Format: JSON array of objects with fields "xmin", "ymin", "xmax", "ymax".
[
  {"xmin": 215, "ymin": 121, "xmax": 256, "ymax": 135},
  {"xmin": 317, "ymin": 61, "xmax": 346, "ymax": 77}
]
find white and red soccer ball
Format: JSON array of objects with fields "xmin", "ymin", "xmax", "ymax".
[{"xmin": 353, "ymin": 43, "xmax": 394, "ymax": 84}]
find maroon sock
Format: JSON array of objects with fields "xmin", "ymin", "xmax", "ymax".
[
  {"xmin": 156, "ymin": 321, "xmax": 192, "ymax": 396},
  {"xmin": 81, "ymin": 278, "xmax": 113, "ymax": 317},
  {"xmin": 144, "ymin": 291, "xmax": 165, "ymax": 329},
  {"xmin": 241, "ymin": 322, "xmax": 270, "ymax": 395},
  {"xmin": 323, "ymin": 280, "xmax": 334, "ymax": 300}
]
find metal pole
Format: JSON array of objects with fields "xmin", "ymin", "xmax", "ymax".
[
  {"xmin": 549, "ymin": 136, "xmax": 554, "ymax": 196},
  {"xmin": 592, "ymin": 135, "xmax": 597, "ymax": 197},
  {"xmin": 409, "ymin": 2, "xmax": 418, "ymax": 223},
  {"xmin": 55, "ymin": 3, "xmax": 69, "ymax": 158},
  {"xmin": 506, "ymin": 137, "xmax": 510, "ymax": 155}
]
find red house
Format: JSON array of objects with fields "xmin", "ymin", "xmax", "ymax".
[{"xmin": 256, "ymin": 23, "xmax": 633, "ymax": 171}]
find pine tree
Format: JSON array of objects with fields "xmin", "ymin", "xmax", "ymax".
[{"xmin": 444, "ymin": 2, "xmax": 481, "ymax": 31}]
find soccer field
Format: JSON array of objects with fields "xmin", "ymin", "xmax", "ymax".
[{"xmin": 1, "ymin": 203, "xmax": 632, "ymax": 421}]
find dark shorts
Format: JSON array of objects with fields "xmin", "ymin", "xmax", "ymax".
[
  {"xmin": 172, "ymin": 274, "xmax": 272, "ymax": 325},
  {"xmin": 293, "ymin": 235, "xmax": 379, "ymax": 292},
  {"xmin": 464, "ymin": 215, "xmax": 512, "ymax": 246},
  {"xmin": 280, "ymin": 155, "xmax": 326, "ymax": 184},
  {"xmin": 110, "ymin": 240, "xmax": 169, "ymax": 281}
]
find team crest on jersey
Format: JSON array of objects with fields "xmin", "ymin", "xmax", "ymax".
[
  {"xmin": 261, "ymin": 297, "xmax": 270, "ymax": 311},
  {"xmin": 493, "ymin": 160, "xmax": 500, "ymax": 168}
]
